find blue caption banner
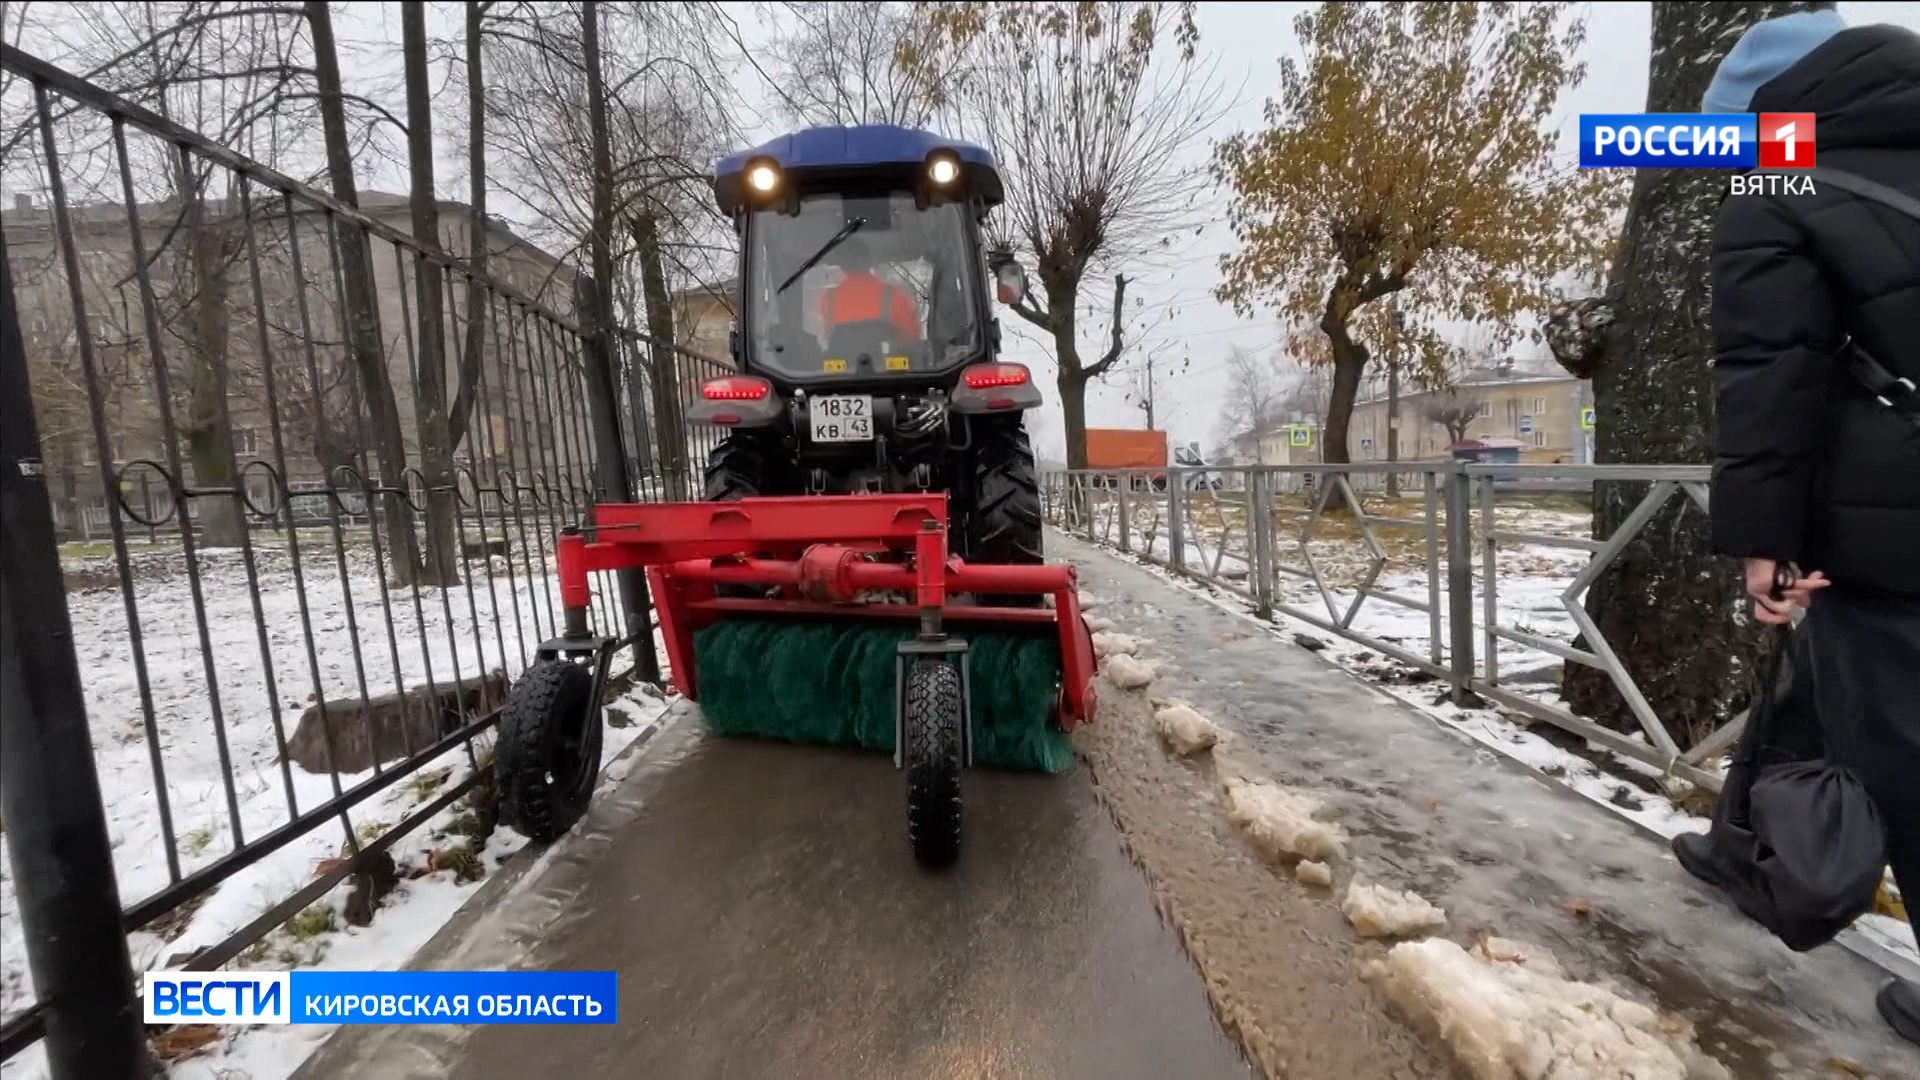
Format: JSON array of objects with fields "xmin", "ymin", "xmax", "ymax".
[
  {"xmin": 290, "ymin": 971, "xmax": 618, "ymax": 1024},
  {"xmin": 1580, "ymin": 113, "xmax": 1757, "ymax": 168}
]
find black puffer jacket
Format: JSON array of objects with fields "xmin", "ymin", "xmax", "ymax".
[{"xmin": 1710, "ymin": 24, "xmax": 1920, "ymax": 598}]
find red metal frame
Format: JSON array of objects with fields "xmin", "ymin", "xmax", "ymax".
[{"xmin": 553, "ymin": 495, "xmax": 1097, "ymax": 730}]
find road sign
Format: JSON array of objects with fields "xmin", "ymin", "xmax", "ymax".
[
  {"xmin": 1580, "ymin": 406, "xmax": 1596, "ymax": 431},
  {"xmin": 1360, "ymin": 438, "xmax": 1373, "ymax": 452},
  {"xmin": 1288, "ymin": 426, "xmax": 1312, "ymax": 448},
  {"xmin": 1518, "ymin": 415, "xmax": 1534, "ymax": 435}
]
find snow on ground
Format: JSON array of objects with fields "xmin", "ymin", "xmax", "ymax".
[
  {"xmin": 2, "ymin": 530, "xmax": 669, "ymax": 1080},
  {"xmin": 1055, "ymin": 491, "xmax": 1919, "ymax": 968}
]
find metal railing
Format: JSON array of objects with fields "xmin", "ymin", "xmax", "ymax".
[
  {"xmin": 0, "ymin": 45, "xmax": 725, "ymax": 1072},
  {"xmin": 1044, "ymin": 461, "xmax": 1734, "ymax": 794}
]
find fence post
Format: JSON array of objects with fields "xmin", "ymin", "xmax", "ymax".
[
  {"xmin": 0, "ymin": 231, "xmax": 151, "ymax": 1078},
  {"xmin": 1251, "ymin": 470, "xmax": 1274, "ymax": 620},
  {"xmin": 1116, "ymin": 477, "xmax": 1132, "ymax": 554},
  {"xmin": 575, "ymin": 275, "xmax": 659, "ymax": 683},
  {"xmin": 1444, "ymin": 465, "xmax": 1477, "ymax": 705},
  {"xmin": 1167, "ymin": 473, "xmax": 1185, "ymax": 576}
]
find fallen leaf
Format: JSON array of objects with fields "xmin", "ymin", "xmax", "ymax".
[
  {"xmin": 1423, "ymin": 798, "xmax": 1441, "ymax": 815},
  {"xmin": 1565, "ymin": 897, "xmax": 1593, "ymax": 919},
  {"xmin": 149, "ymin": 1024, "xmax": 222, "ymax": 1062},
  {"xmin": 1823, "ymin": 1057, "xmax": 1868, "ymax": 1077}
]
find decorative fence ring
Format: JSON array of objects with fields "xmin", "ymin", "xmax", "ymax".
[
  {"xmin": 398, "ymin": 467, "xmax": 432, "ymax": 513},
  {"xmin": 236, "ymin": 460, "xmax": 286, "ymax": 519},
  {"xmin": 529, "ymin": 473, "xmax": 553, "ymax": 508},
  {"xmin": 113, "ymin": 459, "xmax": 181, "ymax": 527},
  {"xmin": 493, "ymin": 468, "xmax": 520, "ymax": 508},
  {"xmin": 453, "ymin": 466, "xmax": 482, "ymax": 508}
]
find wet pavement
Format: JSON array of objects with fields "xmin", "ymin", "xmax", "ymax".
[
  {"xmin": 294, "ymin": 530, "xmax": 1920, "ymax": 1080},
  {"xmin": 1054, "ymin": 531, "xmax": 1920, "ymax": 1079},
  {"xmin": 296, "ymin": 713, "xmax": 1255, "ymax": 1080}
]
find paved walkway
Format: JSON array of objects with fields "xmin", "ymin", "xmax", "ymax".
[
  {"xmin": 294, "ymin": 708, "xmax": 1252, "ymax": 1080},
  {"xmin": 293, "ymin": 531, "xmax": 1920, "ymax": 1080}
]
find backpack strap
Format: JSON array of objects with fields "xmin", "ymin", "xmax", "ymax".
[{"xmin": 1752, "ymin": 166, "xmax": 1920, "ymax": 434}]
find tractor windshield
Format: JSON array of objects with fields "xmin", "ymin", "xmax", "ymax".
[{"xmin": 746, "ymin": 191, "xmax": 982, "ymax": 379}]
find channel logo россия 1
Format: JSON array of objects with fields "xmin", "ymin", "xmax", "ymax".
[{"xmin": 1580, "ymin": 113, "xmax": 1815, "ymax": 169}]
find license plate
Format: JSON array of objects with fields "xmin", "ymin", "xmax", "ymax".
[{"xmin": 809, "ymin": 395, "xmax": 873, "ymax": 442}]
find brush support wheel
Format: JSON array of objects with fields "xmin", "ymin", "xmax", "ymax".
[
  {"xmin": 904, "ymin": 659, "xmax": 964, "ymax": 867},
  {"xmin": 495, "ymin": 659, "xmax": 603, "ymax": 843}
]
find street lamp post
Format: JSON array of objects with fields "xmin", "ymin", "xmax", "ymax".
[{"xmin": 1386, "ymin": 302, "xmax": 1407, "ymax": 498}]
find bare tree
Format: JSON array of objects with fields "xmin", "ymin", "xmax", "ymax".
[
  {"xmin": 1422, "ymin": 391, "xmax": 1479, "ymax": 446},
  {"xmin": 1213, "ymin": 346, "xmax": 1288, "ymax": 464},
  {"xmin": 400, "ymin": 1, "xmax": 460, "ymax": 585},
  {"xmin": 308, "ymin": 0, "xmax": 424, "ymax": 579},
  {"xmin": 901, "ymin": 2, "xmax": 1228, "ymax": 469},
  {"xmin": 757, "ymin": 1, "xmax": 958, "ymax": 129}
]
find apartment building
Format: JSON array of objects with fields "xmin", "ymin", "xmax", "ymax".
[{"xmin": 4, "ymin": 190, "xmax": 580, "ymax": 536}]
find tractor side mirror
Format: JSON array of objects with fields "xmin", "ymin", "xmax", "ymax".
[{"xmin": 990, "ymin": 255, "xmax": 1029, "ymax": 307}]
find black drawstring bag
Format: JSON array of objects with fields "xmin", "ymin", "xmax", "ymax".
[{"xmin": 1711, "ymin": 622, "xmax": 1886, "ymax": 953}]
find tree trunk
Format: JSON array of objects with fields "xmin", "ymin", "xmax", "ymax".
[
  {"xmin": 450, "ymin": 0, "xmax": 488, "ymax": 453},
  {"xmin": 1560, "ymin": 0, "xmax": 1823, "ymax": 750},
  {"xmin": 633, "ymin": 212, "xmax": 685, "ymax": 499},
  {"xmin": 1320, "ymin": 331, "xmax": 1364, "ymax": 467},
  {"xmin": 181, "ymin": 195, "xmax": 244, "ymax": 547},
  {"xmin": 307, "ymin": 0, "xmax": 422, "ymax": 583},
  {"xmin": 402, "ymin": 1, "xmax": 460, "ymax": 588}
]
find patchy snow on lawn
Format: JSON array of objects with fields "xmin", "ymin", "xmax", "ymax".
[{"xmin": 2, "ymin": 535, "xmax": 671, "ymax": 1080}]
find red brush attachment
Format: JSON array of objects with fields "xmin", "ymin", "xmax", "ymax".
[{"xmin": 552, "ymin": 495, "xmax": 1097, "ymax": 731}]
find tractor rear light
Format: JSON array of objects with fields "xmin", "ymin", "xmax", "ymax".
[
  {"xmin": 962, "ymin": 363, "xmax": 1029, "ymax": 390},
  {"xmin": 712, "ymin": 413, "xmax": 741, "ymax": 425},
  {"xmin": 702, "ymin": 377, "xmax": 771, "ymax": 401}
]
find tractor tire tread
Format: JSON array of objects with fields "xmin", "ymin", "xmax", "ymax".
[
  {"xmin": 905, "ymin": 659, "xmax": 964, "ymax": 867},
  {"xmin": 968, "ymin": 418, "xmax": 1043, "ymax": 606},
  {"xmin": 703, "ymin": 432, "xmax": 775, "ymax": 502},
  {"xmin": 495, "ymin": 659, "xmax": 601, "ymax": 844}
]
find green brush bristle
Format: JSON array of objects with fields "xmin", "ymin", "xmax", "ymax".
[{"xmin": 692, "ymin": 618, "xmax": 1074, "ymax": 773}]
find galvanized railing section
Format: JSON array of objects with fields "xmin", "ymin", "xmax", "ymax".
[
  {"xmin": 0, "ymin": 45, "xmax": 726, "ymax": 1067},
  {"xmin": 1044, "ymin": 462, "xmax": 1734, "ymax": 794}
]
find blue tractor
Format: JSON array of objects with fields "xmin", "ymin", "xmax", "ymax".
[{"xmin": 692, "ymin": 126, "xmax": 1044, "ymax": 586}]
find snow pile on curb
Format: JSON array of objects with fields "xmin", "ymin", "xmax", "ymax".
[
  {"xmin": 1343, "ymin": 880, "xmax": 1449, "ymax": 939},
  {"xmin": 1364, "ymin": 937, "xmax": 1727, "ymax": 1080},
  {"xmin": 1221, "ymin": 775, "xmax": 1347, "ymax": 864},
  {"xmin": 1092, "ymin": 630, "xmax": 1145, "ymax": 659},
  {"xmin": 1152, "ymin": 702, "xmax": 1219, "ymax": 756},
  {"xmin": 1104, "ymin": 652, "xmax": 1158, "ymax": 690},
  {"xmin": 1295, "ymin": 860, "xmax": 1333, "ymax": 887}
]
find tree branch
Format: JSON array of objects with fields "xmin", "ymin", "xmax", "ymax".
[{"xmin": 1082, "ymin": 273, "xmax": 1130, "ymax": 381}]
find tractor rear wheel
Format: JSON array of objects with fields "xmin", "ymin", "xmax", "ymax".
[
  {"xmin": 495, "ymin": 659, "xmax": 603, "ymax": 843},
  {"xmin": 703, "ymin": 431, "xmax": 778, "ymax": 501},
  {"xmin": 967, "ymin": 417, "xmax": 1043, "ymax": 605},
  {"xmin": 904, "ymin": 659, "xmax": 964, "ymax": 867}
]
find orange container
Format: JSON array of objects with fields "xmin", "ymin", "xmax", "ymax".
[{"xmin": 1084, "ymin": 428, "xmax": 1168, "ymax": 470}]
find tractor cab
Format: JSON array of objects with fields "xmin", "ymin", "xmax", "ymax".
[
  {"xmin": 710, "ymin": 126, "xmax": 1028, "ymax": 394},
  {"xmin": 691, "ymin": 128, "xmax": 1044, "ymax": 574}
]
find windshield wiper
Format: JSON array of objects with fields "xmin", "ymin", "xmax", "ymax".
[{"xmin": 776, "ymin": 218, "xmax": 866, "ymax": 295}]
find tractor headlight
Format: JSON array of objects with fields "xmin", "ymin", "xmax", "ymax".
[
  {"xmin": 927, "ymin": 154, "xmax": 960, "ymax": 185},
  {"xmin": 746, "ymin": 160, "xmax": 781, "ymax": 193}
]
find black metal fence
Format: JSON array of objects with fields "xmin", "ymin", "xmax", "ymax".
[{"xmin": 0, "ymin": 44, "xmax": 728, "ymax": 1074}]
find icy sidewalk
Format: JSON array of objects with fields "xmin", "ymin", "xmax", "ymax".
[{"xmin": 1056, "ymin": 530, "xmax": 1920, "ymax": 1078}]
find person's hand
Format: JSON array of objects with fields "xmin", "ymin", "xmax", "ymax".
[{"xmin": 1745, "ymin": 558, "xmax": 1829, "ymax": 625}]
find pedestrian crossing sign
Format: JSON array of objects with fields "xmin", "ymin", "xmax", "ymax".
[
  {"xmin": 1580, "ymin": 406, "xmax": 1596, "ymax": 431},
  {"xmin": 1288, "ymin": 426, "xmax": 1312, "ymax": 448}
]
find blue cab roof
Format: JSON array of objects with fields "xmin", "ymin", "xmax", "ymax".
[{"xmin": 711, "ymin": 125, "xmax": 1001, "ymax": 213}]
